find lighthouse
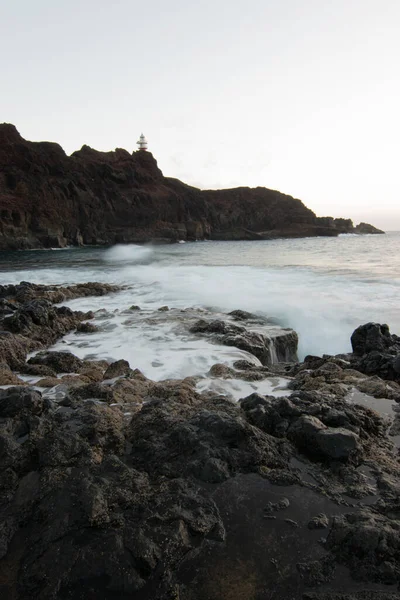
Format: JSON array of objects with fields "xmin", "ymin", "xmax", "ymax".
[{"xmin": 136, "ymin": 133, "xmax": 148, "ymax": 151}]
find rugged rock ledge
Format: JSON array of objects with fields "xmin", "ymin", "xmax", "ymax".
[
  {"xmin": 0, "ymin": 124, "xmax": 384, "ymax": 249},
  {"xmin": 0, "ymin": 282, "xmax": 120, "ymax": 370},
  {"xmin": 0, "ymin": 283, "xmax": 399, "ymax": 599}
]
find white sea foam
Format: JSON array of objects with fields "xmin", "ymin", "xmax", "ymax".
[
  {"xmin": 48, "ymin": 259, "xmax": 398, "ymax": 385},
  {"xmin": 103, "ymin": 244, "xmax": 154, "ymax": 264},
  {"xmin": 2, "ymin": 235, "xmax": 400, "ymax": 391},
  {"xmin": 51, "ymin": 309, "xmax": 264, "ymax": 382},
  {"xmin": 97, "ymin": 262, "xmax": 400, "ymax": 359},
  {"xmin": 196, "ymin": 375, "xmax": 290, "ymax": 400}
]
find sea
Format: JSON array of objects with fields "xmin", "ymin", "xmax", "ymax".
[{"xmin": 0, "ymin": 232, "xmax": 399, "ymax": 398}]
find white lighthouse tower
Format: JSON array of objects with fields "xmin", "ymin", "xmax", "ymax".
[{"xmin": 136, "ymin": 133, "xmax": 148, "ymax": 151}]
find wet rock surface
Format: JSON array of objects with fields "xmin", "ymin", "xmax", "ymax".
[
  {"xmin": 1, "ymin": 379, "xmax": 399, "ymax": 600},
  {"xmin": 116, "ymin": 304, "xmax": 299, "ymax": 371},
  {"xmin": 0, "ymin": 281, "xmax": 121, "ymax": 304},
  {"xmin": 351, "ymin": 323, "xmax": 400, "ymax": 382},
  {"xmin": 76, "ymin": 321, "xmax": 99, "ymax": 333},
  {"xmin": 28, "ymin": 350, "xmax": 85, "ymax": 373},
  {"xmin": 190, "ymin": 316, "xmax": 298, "ymax": 364},
  {"xmin": 0, "ymin": 282, "xmax": 119, "ymax": 371},
  {"xmin": 103, "ymin": 359, "xmax": 133, "ymax": 380},
  {"xmin": 0, "ymin": 283, "xmax": 399, "ymax": 599}
]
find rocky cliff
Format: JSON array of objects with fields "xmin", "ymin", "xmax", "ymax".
[{"xmin": 0, "ymin": 124, "xmax": 384, "ymax": 250}]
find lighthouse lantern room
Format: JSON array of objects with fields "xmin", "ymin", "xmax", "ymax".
[{"xmin": 137, "ymin": 133, "xmax": 148, "ymax": 151}]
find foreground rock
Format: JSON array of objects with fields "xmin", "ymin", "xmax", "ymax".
[
  {"xmin": 0, "ymin": 301, "xmax": 92, "ymax": 369},
  {"xmin": 0, "ymin": 282, "xmax": 399, "ymax": 599},
  {"xmin": 0, "ymin": 282, "xmax": 119, "ymax": 370},
  {"xmin": 0, "ymin": 281, "xmax": 121, "ymax": 305},
  {"xmin": 120, "ymin": 304, "xmax": 299, "ymax": 368},
  {"xmin": 190, "ymin": 316, "xmax": 298, "ymax": 365},
  {"xmin": 351, "ymin": 322, "xmax": 400, "ymax": 382},
  {"xmin": 28, "ymin": 350, "xmax": 85, "ymax": 373},
  {"xmin": 0, "ymin": 354, "xmax": 399, "ymax": 598},
  {"xmin": 0, "ymin": 123, "xmax": 383, "ymax": 249}
]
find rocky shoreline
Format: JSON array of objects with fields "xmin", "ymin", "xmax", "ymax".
[
  {"xmin": 0, "ymin": 283, "xmax": 399, "ymax": 599},
  {"xmin": 0, "ymin": 124, "xmax": 384, "ymax": 250}
]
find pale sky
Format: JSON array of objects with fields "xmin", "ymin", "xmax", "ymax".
[{"xmin": 1, "ymin": 0, "xmax": 399, "ymax": 229}]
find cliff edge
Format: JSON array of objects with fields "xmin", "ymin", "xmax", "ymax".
[{"xmin": 0, "ymin": 124, "xmax": 384, "ymax": 249}]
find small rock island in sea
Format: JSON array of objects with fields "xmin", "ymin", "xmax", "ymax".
[{"xmin": 0, "ymin": 124, "xmax": 384, "ymax": 250}]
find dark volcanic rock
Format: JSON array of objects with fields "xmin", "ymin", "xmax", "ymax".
[
  {"xmin": 0, "ymin": 362, "xmax": 24, "ymax": 385},
  {"xmin": 351, "ymin": 323, "xmax": 400, "ymax": 382},
  {"xmin": 0, "ymin": 281, "xmax": 121, "ymax": 304},
  {"xmin": 0, "ymin": 387, "xmax": 276, "ymax": 599},
  {"xmin": 357, "ymin": 351, "xmax": 400, "ymax": 382},
  {"xmin": 0, "ymin": 330, "xmax": 35, "ymax": 370},
  {"xmin": 0, "ymin": 124, "xmax": 383, "ymax": 249},
  {"xmin": 351, "ymin": 323, "xmax": 397, "ymax": 357},
  {"xmin": 326, "ymin": 510, "xmax": 400, "ymax": 585},
  {"xmin": 190, "ymin": 318, "xmax": 298, "ymax": 365},
  {"xmin": 127, "ymin": 396, "xmax": 286, "ymax": 483},
  {"xmin": 76, "ymin": 321, "xmax": 98, "ymax": 333},
  {"xmin": 228, "ymin": 309, "xmax": 265, "ymax": 322},
  {"xmin": 0, "ymin": 298, "xmax": 16, "ymax": 317},
  {"xmin": 103, "ymin": 359, "xmax": 132, "ymax": 379},
  {"xmin": 0, "ymin": 369, "xmax": 399, "ymax": 600},
  {"xmin": 18, "ymin": 363, "xmax": 57, "ymax": 377},
  {"xmin": 3, "ymin": 301, "xmax": 83, "ymax": 344},
  {"xmin": 0, "ymin": 283, "xmax": 111, "ymax": 370},
  {"xmin": 0, "ymin": 386, "xmax": 43, "ymax": 417},
  {"xmin": 288, "ymin": 415, "xmax": 360, "ymax": 461},
  {"xmin": 240, "ymin": 391, "xmax": 382, "ymax": 464},
  {"xmin": 354, "ymin": 222, "xmax": 385, "ymax": 234},
  {"xmin": 28, "ymin": 350, "xmax": 84, "ymax": 373},
  {"xmin": 1, "ymin": 294, "xmax": 400, "ymax": 600},
  {"xmin": 69, "ymin": 381, "xmax": 115, "ymax": 402},
  {"xmin": 316, "ymin": 216, "xmax": 384, "ymax": 236},
  {"xmin": 315, "ymin": 428, "xmax": 359, "ymax": 460},
  {"xmin": 303, "ymin": 593, "xmax": 398, "ymax": 599}
]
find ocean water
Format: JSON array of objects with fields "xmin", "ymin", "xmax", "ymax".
[{"xmin": 0, "ymin": 233, "xmax": 399, "ymax": 390}]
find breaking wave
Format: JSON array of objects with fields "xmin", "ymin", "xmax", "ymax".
[
  {"xmin": 103, "ymin": 244, "xmax": 155, "ymax": 264},
  {"xmin": 3, "ymin": 233, "xmax": 400, "ymax": 380}
]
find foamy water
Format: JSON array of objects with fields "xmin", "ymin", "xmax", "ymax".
[
  {"xmin": 103, "ymin": 244, "xmax": 154, "ymax": 264},
  {"xmin": 1, "ymin": 233, "xmax": 399, "ymax": 388}
]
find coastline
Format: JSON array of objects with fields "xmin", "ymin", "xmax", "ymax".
[
  {"xmin": 0, "ymin": 123, "xmax": 384, "ymax": 252},
  {"xmin": 0, "ymin": 282, "xmax": 399, "ymax": 598}
]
